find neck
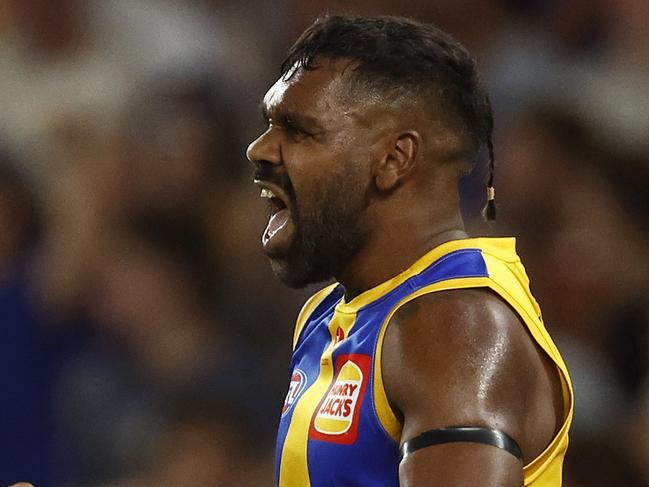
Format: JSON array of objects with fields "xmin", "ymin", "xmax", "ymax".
[{"xmin": 336, "ymin": 212, "xmax": 468, "ymax": 302}]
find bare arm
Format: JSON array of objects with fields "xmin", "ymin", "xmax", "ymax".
[{"xmin": 382, "ymin": 289, "xmax": 564, "ymax": 486}]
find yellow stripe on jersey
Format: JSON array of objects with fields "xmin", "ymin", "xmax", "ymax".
[
  {"xmin": 292, "ymin": 283, "xmax": 338, "ymax": 350},
  {"xmin": 279, "ymin": 310, "xmax": 358, "ymax": 487},
  {"xmin": 334, "ymin": 239, "xmax": 490, "ymax": 314}
]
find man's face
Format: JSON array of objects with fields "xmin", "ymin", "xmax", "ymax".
[{"xmin": 246, "ymin": 58, "xmax": 377, "ymax": 288}]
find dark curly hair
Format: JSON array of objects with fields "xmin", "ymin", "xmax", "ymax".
[{"xmin": 281, "ymin": 15, "xmax": 496, "ymax": 219}]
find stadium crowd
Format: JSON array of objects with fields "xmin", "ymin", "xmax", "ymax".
[{"xmin": 0, "ymin": 0, "xmax": 647, "ymax": 485}]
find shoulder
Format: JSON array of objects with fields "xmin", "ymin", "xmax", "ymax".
[{"xmin": 382, "ymin": 288, "xmax": 563, "ymax": 463}]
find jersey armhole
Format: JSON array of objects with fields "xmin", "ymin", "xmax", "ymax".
[
  {"xmin": 292, "ymin": 283, "xmax": 339, "ymax": 350},
  {"xmin": 494, "ymin": 279, "xmax": 574, "ymax": 480},
  {"xmin": 479, "ymin": 254, "xmax": 574, "ymax": 479}
]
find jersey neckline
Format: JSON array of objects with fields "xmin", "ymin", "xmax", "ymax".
[{"xmin": 334, "ymin": 237, "xmax": 517, "ymax": 314}]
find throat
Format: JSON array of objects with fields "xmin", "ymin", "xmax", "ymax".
[{"xmin": 338, "ymin": 228, "xmax": 469, "ymax": 302}]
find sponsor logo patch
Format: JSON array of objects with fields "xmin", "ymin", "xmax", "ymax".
[
  {"xmin": 282, "ymin": 368, "xmax": 307, "ymax": 417},
  {"xmin": 309, "ymin": 354, "xmax": 371, "ymax": 444}
]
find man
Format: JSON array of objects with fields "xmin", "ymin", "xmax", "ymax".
[{"xmin": 247, "ymin": 15, "xmax": 573, "ymax": 486}]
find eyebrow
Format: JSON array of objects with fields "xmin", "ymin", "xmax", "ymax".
[{"xmin": 261, "ymin": 104, "xmax": 323, "ymax": 130}]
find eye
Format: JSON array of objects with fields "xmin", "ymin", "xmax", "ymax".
[{"xmin": 282, "ymin": 116, "xmax": 310, "ymax": 138}]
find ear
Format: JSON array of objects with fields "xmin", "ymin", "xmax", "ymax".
[{"xmin": 374, "ymin": 131, "xmax": 421, "ymax": 192}]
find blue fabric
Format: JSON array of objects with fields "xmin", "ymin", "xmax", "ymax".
[{"xmin": 0, "ymin": 262, "xmax": 59, "ymax": 486}]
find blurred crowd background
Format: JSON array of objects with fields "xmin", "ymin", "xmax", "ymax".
[{"xmin": 0, "ymin": 0, "xmax": 647, "ymax": 486}]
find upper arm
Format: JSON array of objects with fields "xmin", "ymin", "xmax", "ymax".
[{"xmin": 382, "ymin": 289, "xmax": 563, "ymax": 486}]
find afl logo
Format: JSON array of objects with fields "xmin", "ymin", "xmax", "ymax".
[{"xmin": 282, "ymin": 369, "xmax": 307, "ymax": 417}]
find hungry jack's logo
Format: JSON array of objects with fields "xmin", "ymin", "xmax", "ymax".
[
  {"xmin": 309, "ymin": 354, "xmax": 371, "ymax": 444},
  {"xmin": 282, "ymin": 368, "xmax": 307, "ymax": 417}
]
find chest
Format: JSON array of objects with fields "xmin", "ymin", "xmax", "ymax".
[{"xmin": 275, "ymin": 308, "xmax": 400, "ymax": 486}]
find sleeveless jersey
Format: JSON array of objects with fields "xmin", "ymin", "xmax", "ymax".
[{"xmin": 276, "ymin": 237, "xmax": 573, "ymax": 486}]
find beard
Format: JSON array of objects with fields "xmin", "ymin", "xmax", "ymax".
[{"xmin": 270, "ymin": 170, "xmax": 370, "ymax": 288}]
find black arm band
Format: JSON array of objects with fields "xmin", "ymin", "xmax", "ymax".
[{"xmin": 399, "ymin": 426, "xmax": 523, "ymax": 461}]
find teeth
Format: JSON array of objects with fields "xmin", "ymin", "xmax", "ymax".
[{"xmin": 260, "ymin": 188, "xmax": 276, "ymax": 199}]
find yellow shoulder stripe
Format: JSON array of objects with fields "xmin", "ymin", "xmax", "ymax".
[{"xmin": 293, "ymin": 284, "xmax": 338, "ymax": 350}]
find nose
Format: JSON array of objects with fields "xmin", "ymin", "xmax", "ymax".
[{"xmin": 246, "ymin": 128, "xmax": 282, "ymax": 167}]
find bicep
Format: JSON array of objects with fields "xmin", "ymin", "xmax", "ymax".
[
  {"xmin": 399, "ymin": 442, "xmax": 523, "ymax": 487},
  {"xmin": 382, "ymin": 289, "xmax": 554, "ymax": 485}
]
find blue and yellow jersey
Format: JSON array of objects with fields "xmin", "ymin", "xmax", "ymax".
[{"xmin": 276, "ymin": 237, "xmax": 573, "ymax": 487}]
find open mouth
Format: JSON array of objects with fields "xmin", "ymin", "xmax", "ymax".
[
  {"xmin": 260, "ymin": 187, "xmax": 287, "ymax": 214},
  {"xmin": 254, "ymin": 180, "xmax": 295, "ymax": 253}
]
